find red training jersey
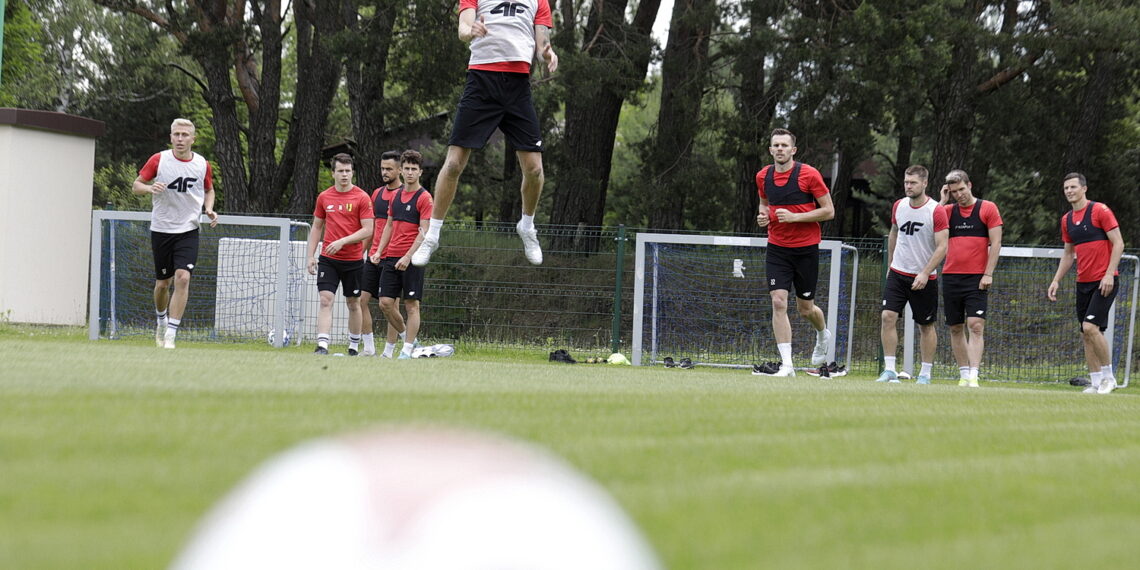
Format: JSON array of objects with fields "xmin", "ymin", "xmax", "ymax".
[
  {"xmin": 1061, "ymin": 201, "xmax": 1119, "ymax": 283},
  {"xmin": 368, "ymin": 185, "xmax": 402, "ymax": 258},
  {"xmin": 755, "ymin": 162, "xmax": 830, "ymax": 248},
  {"xmin": 942, "ymin": 200, "xmax": 1002, "ymax": 275},
  {"xmin": 385, "ymin": 187, "xmax": 434, "ymax": 258},
  {"xmin": 313, "ymin": 185, "xmax": 374, "ymax": 262}
]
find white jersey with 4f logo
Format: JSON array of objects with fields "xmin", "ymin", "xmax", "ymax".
[
  {"xmin": 467, "ymin": 0, "xmax": 545, "ymax": 67},
  {"xmin": 148, "ymin": 150, "xmax": 210, "ymax": 234},
  {"xmin": 890, "ymin": 196, "xmax": 942, "ymax": 277}
]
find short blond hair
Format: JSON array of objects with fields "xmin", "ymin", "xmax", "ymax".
[{"xmin": 171, "ymin": 118, "xmax": 196, "ymax": 133}]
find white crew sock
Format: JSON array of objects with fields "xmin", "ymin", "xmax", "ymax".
[
  {"xmin": 1089, "ymin": 371, "xmax": 1103, "ymax": 388},
  {"xmin": 425, "ymin": 218, "xmax": 443, "ymax": 240},
  {"xmin": 348, "ymin": 333, "xmax": 361, "ymax": 352},
  {"xmin": 969, "ymin": 367, "xmax": 979, "ymax": 381},
  {"xmin": 777, "ymin": 343, "xmax": 793, "ymax": 368},
  {"xmin": 166, "ymin": 318, "xmax": 180, "ymax": 339},
  {"xmin": 317, "ymin": 334, "xmax": 330, "ymax": 349},
  {"xmin": 382, "ymin": 342, "xmax": 396, "ymax": 358},
  {"xmin": 401, "ymin": 338, "xmax": 416, "ymax": 356},
  {"xmin": 1101, "ymin": 364, "xmax": 1115, "ymax": 380},
  {"xmin": 156, "ymin": 309, "xmax": 168, "ymax": 325},
  {"xmin": 884, "ymin": 356, "xmax": 897, "ymax": 373},
  {"xmin": 519, "ymin": 214, "xmax": 535, "ymax": 230},
  {"xmin": 959, "ymin": 366, "xmax": 970, "ymax": 380},
  {"xmin": 363, "ymin": 333, "xmax": 375, "ymax": 352},
  {"xmin": 920, "ymin": 362, "xmax": 933, "ymax": 377}
]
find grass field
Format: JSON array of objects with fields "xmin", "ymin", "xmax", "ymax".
[{"xmin": 3, "ymin": 324, "xmax": 1140, "ymax": 569}]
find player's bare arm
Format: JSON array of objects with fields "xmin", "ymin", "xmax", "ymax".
[
  {"xmin": 1047, "ymin": 243, "xmax": 1076, "ymax": 302},
  {"xmin": 1102, "ymin": 227, "xmax": 1125, "ymax": 296},
  {"xmin": 132, "ymin": 176, "xmax": 166, "ymax": 195},
  {"xmin": 981, "ymin": 225, "xmax": 1002, "ymax": 290},
  {"xmin": 458, "ymin": 11, "xmax": 487, "ymax": 42},
  {"xmin": 372, "ymin": 221, "xmax": 394, "ymax": 265},
  {"xmin": 398, "ymin": 219, "xmax": 433, "ymax": 271},
  {"xmin": 203, "ymin": 186, "xmax": 218, "ymax": 228},
  {"xmin": 536, "ymin": 25, "xmax": 557, "ymax": 74},
  {"xmin": 305, "ymin": 217, "xmax": 326, "ymax": 275},
  {"xmin": 756, "ymin": 198, "xmax": 770, "ymax": 227}
]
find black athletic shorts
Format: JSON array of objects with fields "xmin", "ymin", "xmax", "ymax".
[
  {"xmin": 881, "ymin": 270, "xmax": 939, "ymax": 325},
  {"xmin": 317, "ymin": 256, "xmax": 363, "ymax": 297},
  {"xmin": 1076, "ymin": 279, "xmax": 1118, "ymax": 331},
  {"xmin": 942, "ymin": 273, "xmax": 988, "ymax": 326},
  {"xmin": 379, "ymin": 257, "xmax": 425, "ymax": 301},
  {"xmin": 361, "ymin": 259, "xmax": 382, "ymax": 298},
  {"xmin": 151, "ymin": 229, "xmax": 200, "ymax": 280},
  {"xmin": 765, "ymin": 243, "xmax": 819, "ymax": 300},
  {"xmin": 449, "ymin": 70, "xmax": 543, "ymax": 152}
]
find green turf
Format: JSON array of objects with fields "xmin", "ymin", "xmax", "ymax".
[{"xmin": 2, "ymin": 327, "xmax": 1139, "ymax": 569}]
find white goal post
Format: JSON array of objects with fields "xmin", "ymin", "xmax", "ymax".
[{"xmin": 631, "ymin": 234, "xmax": 858, "ymax": 368}]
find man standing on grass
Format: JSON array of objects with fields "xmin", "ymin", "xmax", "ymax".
[
  {"xmin": 372, "ymin": 150, "xmax": 433, "ymax": 359},
  {"xmin": 359, "ymin": 150, "xmax": 404, "ymax": 356},
  {"xmin": 877, "ymin": 165, "xmax": 948, "ymax": 385},
  {"xmin": 411, "ymin": 0, "xmax": 557, "ymax": 268},
  {"xmin": 1047, "ymin": 173, "xmax": 1125, "ymax": 395},
  {"xmin": 939, "ymin": 169, "xmax": 1002, "ymax": 387},
  {"xmin": 752, "ymin": 128, "xmax": 835, "ymax": 377},
  {"xmin": 133, "ymin": 118, "xmax": 217, "ymax": 350},
  {"xmin": 306, "ymin": 153, "xmax": 374, "ymax": 356}
]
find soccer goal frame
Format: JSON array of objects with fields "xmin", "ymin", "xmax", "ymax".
[
  {"xmin": 88, "ymin": 211, "xmax": 298, "ymax": 347},
  {"xmin": 896, "ymin": 246, "xmax": 1138, "ymax": 387},
  {"xmin": 631, "ymin": 234, "xmax": 858, "ymax": 368}
]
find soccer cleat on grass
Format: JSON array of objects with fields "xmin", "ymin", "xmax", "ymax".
[
  {"xmin": 348, "ymin": 348, "xmax": 359, "ymax": 356},
  {"xmin": 362, "ymin": 348, "xmax": 376, "ymax": 357},
  {"xmin": 163, "ymin": 331, "xmax": 176, "ymax": 350},
  {"xmin": 397, "ymin": 351, "xmax": 412, "ymax": 360},
  {"xmin": 679, "ymin": 357, "xmax": 694, "ymax": 369},
  {"xmin": 410, "ymin": 236, "xmax": 439, "ymax": 266},
  {"xmin": 807, "ymin": 362, "xmax": 847, "ymax": 378},
  {"xmin": 663, "ymin": 356, "xmax": 677, "ymax": 368},
  {"xmin": 314, "ymin": 346, "xmax": 328, "ymax": 355},
  {"xmin": 516, "ymin": 221, "xmax": 543, "ymax": 265},
  {"xmin": 156, "ymin": 323, "xmax": 166, "ymax": 347},
  {"xmin": 1098, "ymin": 378, "xmax": 1116, "ymax": 394},
  {"xmin": 967, "ymin": 378, "xmax": 980, "ymax": 388},
  {"xmin": 916, "ymin": 375, "xmax": 931, "ymax": 385},
  {"xmin": 811, "ymin": 329, "xmax": 832, "ymax": 365},
  {"xmin": 875, "ymin": 370, "xmax": 898, "ymax": 383},
  {"xmin": 958, "ymin": 378, "xmax": 969, "ymax": 387},
  {"xmin": 754, "ymin": 365, "xmax": 795, "ymax": 377},
  {"xmin": 1082, "ymin": 385, "xmax": 1098, "ymax": 394},
  {"xmin": 751, "ymin": 362, "xmax": 781, "ymax": 375}
]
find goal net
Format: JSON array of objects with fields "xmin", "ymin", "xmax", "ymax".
[
  {"xmin": 896, "ymin": 247, "xmax": 1138, "ymax": 385},
  {"xmin": 632, "ymin": 234, "xmax": 859, "ymax": 369},
  {"xmin": 87, "ymin": 211, "xmax": 349, "ymax": 347}
]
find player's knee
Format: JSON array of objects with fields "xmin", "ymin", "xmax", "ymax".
[
  {"xmin": 1081, "ymin": 321, "xmax": 1102, "ymax": 337},
  {"xmin": 318, "ymin": 292, "xmax": 335, "ymax": 308},
  {"xmin": 520, "ymin": 160, "xmax": 544, "ymax": 182},
  {"xmin": 173, "ymin": 270, "xmax": 191, "ymax": 289},
  {"xmin": 379, "ymin": 297, "xmax": 397, "ymax": 312},
  {"xmin": 770, "ymin": 297, "xmax": 789, "ymax": 313},
  {"xmin": 881, "ymin": 311, "xmax": 898, "ymax": 327},
  {"xmin": 967, "ymin": 319, "xmax": 985, "ymax": 336}
]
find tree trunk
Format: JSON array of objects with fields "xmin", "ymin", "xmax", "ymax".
[
  {"xmin": 549, "ymin": 0, "xmax": 661, "ymax": 251},
  {"xmin": 646, "ymin": 0, "xmax": 715, "ymax": 230},
  {"xmin": 344, "ymin": 1, "xmax": 397, "ymax": 198}
]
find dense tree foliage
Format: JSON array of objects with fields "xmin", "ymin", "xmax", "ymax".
[{"xmin": 3, "ymin": 0, "xmax": 1137, "ymax": 245}]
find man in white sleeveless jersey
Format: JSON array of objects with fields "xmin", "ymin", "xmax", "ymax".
[
  {"xmin": 878, "ymin": 165, "xmax": 948, "ymax": 384},
  {"xmin": 132, "ymin": 118, "xmax": 217, "ymax": 350},
  {"xmin": 412, "ymin": 0, "xmax": 558, "ymax": 268}
]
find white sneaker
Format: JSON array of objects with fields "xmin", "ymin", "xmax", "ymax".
[
  {"xmin": 163, "ymin": 330, "xmax": 176, "ymax": 350},
  {"xmin": 1082, "ymin": 385, "xmax": 1099, "ymax": 394},
  {"xmin": 411, "ymin": 236, "xmax": 439, "ymax": 266},
  {"xmin": 811, "ymin": 329, "xmax": 831, "ymax": 365},
  {"xmin": 1098, "ymin": 378, "xmax": 1117, "ymax": 395},
  {"xmin": 761, "ymin": 365, "xmax": 796, "ymax": 377},
  {"xmin": 516, "ymin": 221, "xmax": 543, "ymax": 265},
  {"xmin": 156, "ymin": 322, "xmax": 166, "ymax": 347},
  {"xmin": 362, "ymin": 348, "xmax": 376, "ymax": 357},
  {"xmin": 967, "ymin": 378, "xmax": 979, "ymax": 388}
]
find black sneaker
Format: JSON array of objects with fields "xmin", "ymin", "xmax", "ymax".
[
  {"xmin": 314, "ymin": 346, "xmax": 328, "ymax": 355},
  {"xmin": 663, "ymin": 357, "xmax": 677, "ymax": 368},
  {"xmin": 549, "ymin": 349, "xmax": 577, "ymax": 364},
  {"xmin": 348, "ymin": 348, "xmax": 359, "ymax": 356},
  {"xmin": 752, "ymin": 361, "xmax": 781, "ymax": 375},
  {"xmin": 679, "ymin": 357, "xmax": 694, "ymax": 369}
]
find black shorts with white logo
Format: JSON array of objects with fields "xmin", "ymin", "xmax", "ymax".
[
  {"xmin": 151, "ymin": 229, "xmax": 200, "ymax": 280},
  {"xmin": 449, "ymin": 70, "xmax": 543, "ymax": 152},
  {"xmin": 361, "ymin": 258, "xmax": 382, "ymax": 298},
  {"xmin": 941, "ymin": 273, "xmax": 988, "ymax": 326},
  {"xmin": 1076, "ymin": 279, "xmax": 1117, "ymax": 331},
  {"xmin": 765, "ymin": 243, "xmax": 819, "ymax": 300},
  {"xmin": 379, "ymin": 257, "xmax": 425, "ymax": 301},
  {"xmin": 881, "ymin": 270, "xmax": 939, "ymax": 324},
  {"xmin": 317, "ymin": 256, "xmax": 363, "ymax": 298}
]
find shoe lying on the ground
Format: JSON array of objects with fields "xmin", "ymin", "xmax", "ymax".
[
  {"xmin": 751, "ymin": 361, "xmax": 781, "ymax": 375},
  {"xmin": 549, "ymin": 349, "xmax": 577, "ymax": 364},
  {"xmin": 808, "ymin": 362, "xmax": 847, "ymax": 378},
  {"xmin": 875, "ymin": 370, "xmax": 898, "ymax": 383},
  {"xmin": 411, "ymin": 236, "xmax": 438, "ymax": 266},
  {"xmin": 763, "ymin": 365, "xmax": 796, "ymax": 377},
  {"xmin": 663, "ymin": 356, "xmax": 677, "ymax": 368},
  {"xmin": 916, "ymin": 374, "xmax": 931, "ymax": 385},
  {"xmin": 314, "ymin": 346, "xmax": 328, "ymax": 355},
  {"xmin": 679, "ymin": 357, "xmax": 694, "ymax": 369},
  {"xmin": 811, "ymin": 329, "xmax": 832, "ymax": 365},
  {"xmin": 348, "ymin": 348, "xmax": 359, "ymax": 356},
  {"xmin": 1069, "ymin": 376, "xmax": 1091, "ymax": 387},
  {"xmin": 516, "ymin": 221, "xmax": 543, "ymax": 265},
  {"xmin": 1098, "ymin": 378, "xmax": 1116, "ymax": 394}
]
